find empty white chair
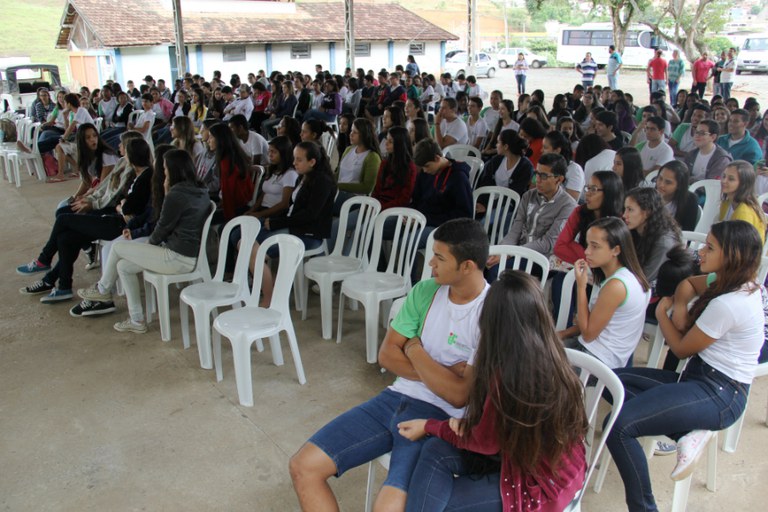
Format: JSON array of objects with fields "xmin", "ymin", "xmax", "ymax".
[
  {"xmin": 144, "ymin": 202, "xmax": 216, "ymax": 342},
  {"xmin": 487, "ymin": 244, "xmax": 550, "ymax": 287},
  {"xmin": 303, "ymin": 196, "xmax": 381, "ymax": 339},
  {"xmin": 8, "ymin": 122, "xmax": 46, "ymax": 185},
  {"xmin": 443, "ymin": 143, "xmax": 481, "ymax": 160},
  {"xmin": 689, "ymin": 179, "xmax": 721, "ymax": 234},
  {"xmin": 337, "ymin": 208, "xmax": 426, "ymax": 363},
  {"xmin": 472, "ymin": 186, "xmax": 521, "ymax": 245},
  {"xmin": 179, "ymin": 216, "xmax": 261, "ymax": 369},
  {"xmin": 212, "ymin": 234, "xmax": 307, "ymax": 407}
]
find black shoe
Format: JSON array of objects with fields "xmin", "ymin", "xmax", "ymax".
[
  {"xmin": 20, "ymin": 280, "xmax": 54, "ymax": 295},
  {"xmin": 70, "ymin": 299, "xmax": 116, "ymax": 317}
]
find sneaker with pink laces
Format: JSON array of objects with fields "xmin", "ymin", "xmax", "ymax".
[{"xmin": 670, "ymin": 430, "xmax": 714, "ymax": 481}]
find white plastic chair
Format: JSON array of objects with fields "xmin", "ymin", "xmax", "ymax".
[
  {"xmin": 1, "ymin": 117, "xmax": 35, "ymax": 184},
  {"xmin": 94, "ymin": 117, "xmax": 103, "ymax": 132},
  {"xmin": 644, "ymin": 169, "xmax": 659, "ymax": 185},
  {"xmin": 336, "ymin": 207, "xmax": 426, "ymax": 363},
  {"xmin": 722, "ymin": 361, "xmax": 768, "ymax": 453},
  {"xmin": 463, "ymin": 156, "xmax": 485, "ymax": 190},
  {"xmin": 554, "ymin": 269, "xmax": 600, "ymax": 332},
  {"xmin": 303, "ymin": 196, "xmax": 381, "ymax": 339},
  {"xmin": 128, "ymin": 110, "xmax": 156, "ymax": 153},
  {"xmin": 247, "ymin": 165, "xmax": 266, "ymax": 207},
  {"xmin": 443, "ymin": 143, "xmax": 481, "ymax": 160},
  {"xmin": 179, "ymin": 216, "xmax": 261, "ymax": 369},
  {"xmin": 487, "ymin": 244, "xmax": 550, "ymax": 287},
  {"xmin": 8, "ymin": 122, "xmax": 45, "ymax": 186},
  {"xmin": 144, "ymin": 201, "xmax": 216, "ymax": 342},
  {"xmin": 212, "ymin": 234, "xmax": 307, "ymax": 407},
  {"xmin": 472, "ymin": 186, "xmax": 521, "ymax": 245},
  {"xmin": 386, "ymin": 231, "xmax": 437, "ymax": 326},
  {"xmin": 689, "ymin": 179, "xmax": 721, "ymax": 234}
]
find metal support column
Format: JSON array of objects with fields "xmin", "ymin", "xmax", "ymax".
[
  {"xmin": 172, "ymin": 0, "xmax": 186, "ymax": 76},
  {"xmin": 466, "ymin": 0, "xmax": 477, "ymax": 75},
  {"xmin": 344, "ymin": 0, "xmax": 355, "ymax": 70}
]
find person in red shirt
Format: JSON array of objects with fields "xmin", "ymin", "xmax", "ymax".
[
  {"xmin": 207, "ymin": 123, "xmax": 253, "ymax": 222},
  {"xmin": 692, "ymin": 52, "xmax": 715, "ymax": 98},
  {"xmin": 398, "ymin": 271, "xmax": 588, "ymax": 512},
  {"xmin": 647, "ymin": 49, "xmax": 668, "ymax": 96}
]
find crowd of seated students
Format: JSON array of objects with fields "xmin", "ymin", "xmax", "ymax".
[{"xmin": 13, "ymin": 60, "xmax": 768, "ymax": 512}]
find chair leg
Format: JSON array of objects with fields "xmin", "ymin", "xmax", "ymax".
[
  {"xmin": 364, "ymin": 297, "xmax": 380, "ymax": 364},
  {"xmin": 193, "ymin": 306, "xmax": 213, "ymax": 369},
  {"xmin": 671, "ymin": 476, "xmax": 692, "ymax": 512},
  {"xmin": 319, "ymin": 276, "xmax": 333, "ymax": 340},
  {"xmin": 364, "ymin": 461, "xmax": 377, "ymax": 512},
  {"xmin": 706, "ymin": 432, "xmax": 717, "ymax": 492},
  {"xmin": 284, "ymin": 324, "xmax": 307, "ymax": 385},
  {"xmin": 212, "ymin": 328, "xmax": 224, "ymax": 382},
  {"xmin": 336, "ymin": 291, "xmax": 346, "ymax": 344},
  {"xmin": 301, "ymin": 274, "xmax": 310, "ymax": 321},
  {"xmin": 145, "ymin": 280, "xmax": 155, "ymax": 324},
  {"xmin": 180, "ymin": 300, "xmax": 191, "ymax": 350},
  {"xmin": 293, "ymin": 261, "xmax": 304, "ymax": 313},
  {"xmin": 593, "ymin": 449, "xmax": 612, "ymax": 493},
  {"xmin": 231, "ymin": 336, "xmax": 256, "ymax": 407},
  {"xmin": 156, "ymin": 285, "xmax": 172, "ymax": 342},
  {"xmin": 268, "ymin": 334, "xmax": 285, "ymax": 366}
]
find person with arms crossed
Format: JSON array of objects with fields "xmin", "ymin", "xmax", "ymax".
[
  {"xmin": 289, "ymin": 218, "xmax": 490, "ymax": 512},
  {"xmin": 607, "ymin": 45, "xmax": 623, "ymax": 90}
]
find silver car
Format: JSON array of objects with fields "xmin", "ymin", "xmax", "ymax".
[{"xmin": 443, "ymin": 51, "xmax": 496, "ymax": 78}]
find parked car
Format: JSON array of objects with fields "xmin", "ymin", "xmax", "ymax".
[
  {"xmin": 495, "ymin": 48, "xmax": 548, "ymax": 69},
  {"xmin": 0, "ymin": 64, "xmax": 61, "ymax": 114},
  {"xmin": 443, "ymin": 51, "xmax": 496, "ymax": 78}
]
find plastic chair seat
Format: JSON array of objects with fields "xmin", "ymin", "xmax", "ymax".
[
  {"xmin": 304, "ymin": 255, "xmax": 364, "ymax": 277},
  {"xmin": 341, "ymin": 272, "xmax": 410, "ymax": 299},
  {"xmin": 215, "ymin": 306, "xmax": 283, "ymax": 335}
]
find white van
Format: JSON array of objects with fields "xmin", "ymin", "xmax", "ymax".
[
  {"xmin": 737, "ymin": 34, "xmax": 768, "ymax": 74},
  {"xmin": 0, "ymin": 64, "xmax": 62, "ymax": 114}
]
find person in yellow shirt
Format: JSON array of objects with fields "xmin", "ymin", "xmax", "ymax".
[{"xmin": 719, "ymin": 160, "xmax": 767, "ymax": 243}]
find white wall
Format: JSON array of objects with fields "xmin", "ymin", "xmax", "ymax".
[{"xmin": 120, "ymin": 46, "xmax": 172, "ymax": 85}]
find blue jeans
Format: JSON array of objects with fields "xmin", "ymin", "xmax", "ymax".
[
  {"xmin": 651, "ymin": 80, "xmax": 666, "ymax": 93},
  {"xmin": 668, "ymin": 80, "xmax": 680, "ymax": 105},
  {"xmin": 303, "ymin": 109, "xmax": 337, "ymax": 123},
  {"xmin": 720, "ymin": 82, "xmax": 733, "ymax": 100},
  {"xmin": 309, "ymin": 389, "xmax": 450, "ymax": 492},
  {"xmin": 515, "ymin": 74, "xmax": 526, "ymax": 95},
  {"xmin": 405, "ymin": 437, "xmax": 501, "ymax": 512},
  {"xmin": 606, "ymin": 356, "xmax": 749, "ymax": 511}
]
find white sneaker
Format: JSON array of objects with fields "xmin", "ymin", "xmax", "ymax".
[
  {"xmin": 113, "ymin": 318, "xmax": 148, "ymax": 334},
  {"xmin": 654, "ymin": 440, "xmax": 677, "ymax": 456},
  {"xmin": 670, "ymin": 430, "xmax": 714, "ymax": 481}
]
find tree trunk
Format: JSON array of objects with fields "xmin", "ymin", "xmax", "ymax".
[{"xmin": 611, "ymin": 6, "xmax": 628, "ymax": 54}]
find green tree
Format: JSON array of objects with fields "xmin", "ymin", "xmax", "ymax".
[{"xmin": 627, "ymin": 0, "xmax": 731, "ymax": 64}]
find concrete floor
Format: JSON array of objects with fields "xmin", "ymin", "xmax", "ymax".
[{"xmin": 1, "ymin": 176, "xmax": 766, "ymax": 512}]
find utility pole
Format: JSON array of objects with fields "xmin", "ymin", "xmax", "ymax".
[
  {"xmin": 172, "ymin": 0, "xmax": 186, "ymax": 77},
  {"xmin": 345, "ymin": 0, "xmax": 355, "ymax": 70},
  {"xmin": 467, "ymin": 0, "xmax": 477, "ymax": 74},
  {"xmin": 503, "ymin": 0, "xmax": 509, "ymax": 49}
]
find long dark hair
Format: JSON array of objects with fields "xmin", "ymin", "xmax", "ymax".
[
  {"xmin": 295, "ymin": 141, "xmax": 332, "ymax": 187},
  {"xmin": 573, "ymin": 133, "xmax": 609, "ymax": 168},
  {"xmin": 464, "ymin": 271, "xmax": 588, "ymax": 476},
  {"xmin": 266, "ymin": 135, "xmax": 294, "ymax": 179},
  {"xmin": 587, "ymin": 217, "xmax": 650, "ymax": 291},
  {"xmin": 657, "ymin": 160, "xmax": 691, "ymax": 221},
  {"xmin": 151, "ymin": 144, "xmax": 174, "ymax": 221},
  {"xmin": 76, "ymin": 123, "xmax": 115, "ymax": 182},
  {"xmin": 489, "ymin": 99, "xmax": 516, "ymax": 146},
  {"xmin": 625, "ymin": 187, "xmax": 681, "ymax": 268},
  {"xmin": 411, "ymin": 118, "xmax": 431, "ymax": 145},
  {"xmin": 380, "ymin": 126, "xmax": 413, "ymax": 186},
  {"xmin": 124, "ymin": 138, "xmax": 153, "ymax": 174},
  {"xmin": 577, "ymin": 171, "xmax": 624, "ymax": 248},
  {"xmin": 544, "ymin": 131, "xmax": 573, "ymax": 163},
  {"xmin": 615, "ymin": 146, "xmax": 644, "ymax": 191},
  {"xmin": 163, "ymin": 148, "xmax": 202, "ymax": 188},
  {"xmin": 352, "ymin": 117, "xmax": 381, "ymax": 156},
  {"xmin": 688, "ymin": 221, "xmax": 763, "ymax": 324},
  {"xmin": 209, "ymin": 122, "xmax": 251, "ymax": 180},
  {"xmin": 279, "ymin": 115, "xmax": 302, "ymax": 146}
]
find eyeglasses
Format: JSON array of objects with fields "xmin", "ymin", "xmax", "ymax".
[
  {"xmin": 534, "ymin": 171, "xmax": 556, "ymax": 180},
  {"xmin": 584, "ymin": 186, "xmax": 604, "ymax": 194},
  {"xmin": 694, "ymin": 131, "xmax": 711, "ymax": 136}
]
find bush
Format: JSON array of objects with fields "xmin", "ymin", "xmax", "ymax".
[{"xmin": 705, "ymin": 36, "xmax": 736, "ymax": 56}]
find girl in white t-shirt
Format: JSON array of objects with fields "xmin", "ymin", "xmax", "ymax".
[
  {"xmin": 607, "ymin": 220, "xmax": 764, "ymax": 511},
  {"xmin": 558, "ymin": 216, "xmax": 651, "ymax": 369},
  {"xmin": 245, "ymin": 135, "xmax": 298, "ymax": 219}
]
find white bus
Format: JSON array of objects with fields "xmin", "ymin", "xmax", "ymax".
[{"xmin": 557, "ymin": 23, "xmax": 682, "ymax": 67}]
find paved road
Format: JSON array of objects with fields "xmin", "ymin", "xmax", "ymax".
[{"xmin": 475, "ymin": 66, "xmax": 768, "ymax": 108}]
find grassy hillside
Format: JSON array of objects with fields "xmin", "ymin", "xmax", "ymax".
[{"xmin": 0, "ymin": 0, "xmax": 70, "ymax": 82}]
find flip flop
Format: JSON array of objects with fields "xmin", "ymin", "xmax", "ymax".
[{"xmin": 47, "ymin": 176, "xmax": 68, "ymax": 183}]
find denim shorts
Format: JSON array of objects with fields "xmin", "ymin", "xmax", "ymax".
[{"xmin": 309, "ymin": 389, "xmax": 450, "ymax": 492}]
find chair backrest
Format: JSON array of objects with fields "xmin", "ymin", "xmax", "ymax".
[
  {"xmin": 681, "ymin": 230, "xmax": 707, "ymax": 253},
  {"xmin": 128, "ymin": 110, "xmax": 142, "ymax": 126},
  {"xmin": 472, "ymin": 186, "xmax": 521, "ymax": 245},
  {"xmin": 193, "ymin": 201, "xmax": 217, "ymax": 281},
  {"xmin": 759, "ymin": 255, "xmax": 768, "ymax": 283},
  {"xmin": 94, "ymin": 117, "xmax": 103, "ymax": 132},
  {"xmin": 143, "ymin": 111, "xmax": 156, "ymax": 150},
  {"xmin": 332, "ymin": 196, "xmax": 382, "ymax": 262},
  {"xmin": 419, "ymin": 230, "xmax": 437, "ymax": 282},
  {"xmin": 564, "ymin": 348, "xmax": 625, "ymax": 507},
  {"xmin": 443, "ymin": 143, "xmax": 481, "ymax": 160},
  {"xmin": 553, "ymin": 269, "xmax": 600, "ymax": 331},
  {"xmin": 249, "ymin": 234, "xmax": 306, "ymax": 312},
  {"xmin": 644, "ymin": 169, "xmax": 659, "ymax": 185},
  {"xmin": 464, "ymin": 156, "xmax": 484, "ymax": 190},
  {"xmin": 214, "ymin": 216, "xmax": 261, "ymax": 283},
  {"xmin": 488, "ymin": 245, "xmax": 550, "ymax": 287},
  {"xmin": 758, "ymin": 191, "xmax": 768, "ymax": 212},
  {"xmin": 689, "ymin": 179, "xmax": 721, "ymax": 233},
  {"xmin": 368, "ymin": 207, "xmax": 426, "ymax": 278},
  {"xmin": 322, "ymin": 131, "xmax": 336, "ymax": 156},
  {"xmin": 248, "ymin": 165, "xmax": 265, "ymax": 207}
]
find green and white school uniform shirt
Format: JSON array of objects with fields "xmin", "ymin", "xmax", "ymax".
[
  {"xmin": 390, "ymin": 279, "xmax": 489, "ymax": 417},
  {"xmin": 578, "ymin": 267, "xmax": 650, "ymax": 368}
]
